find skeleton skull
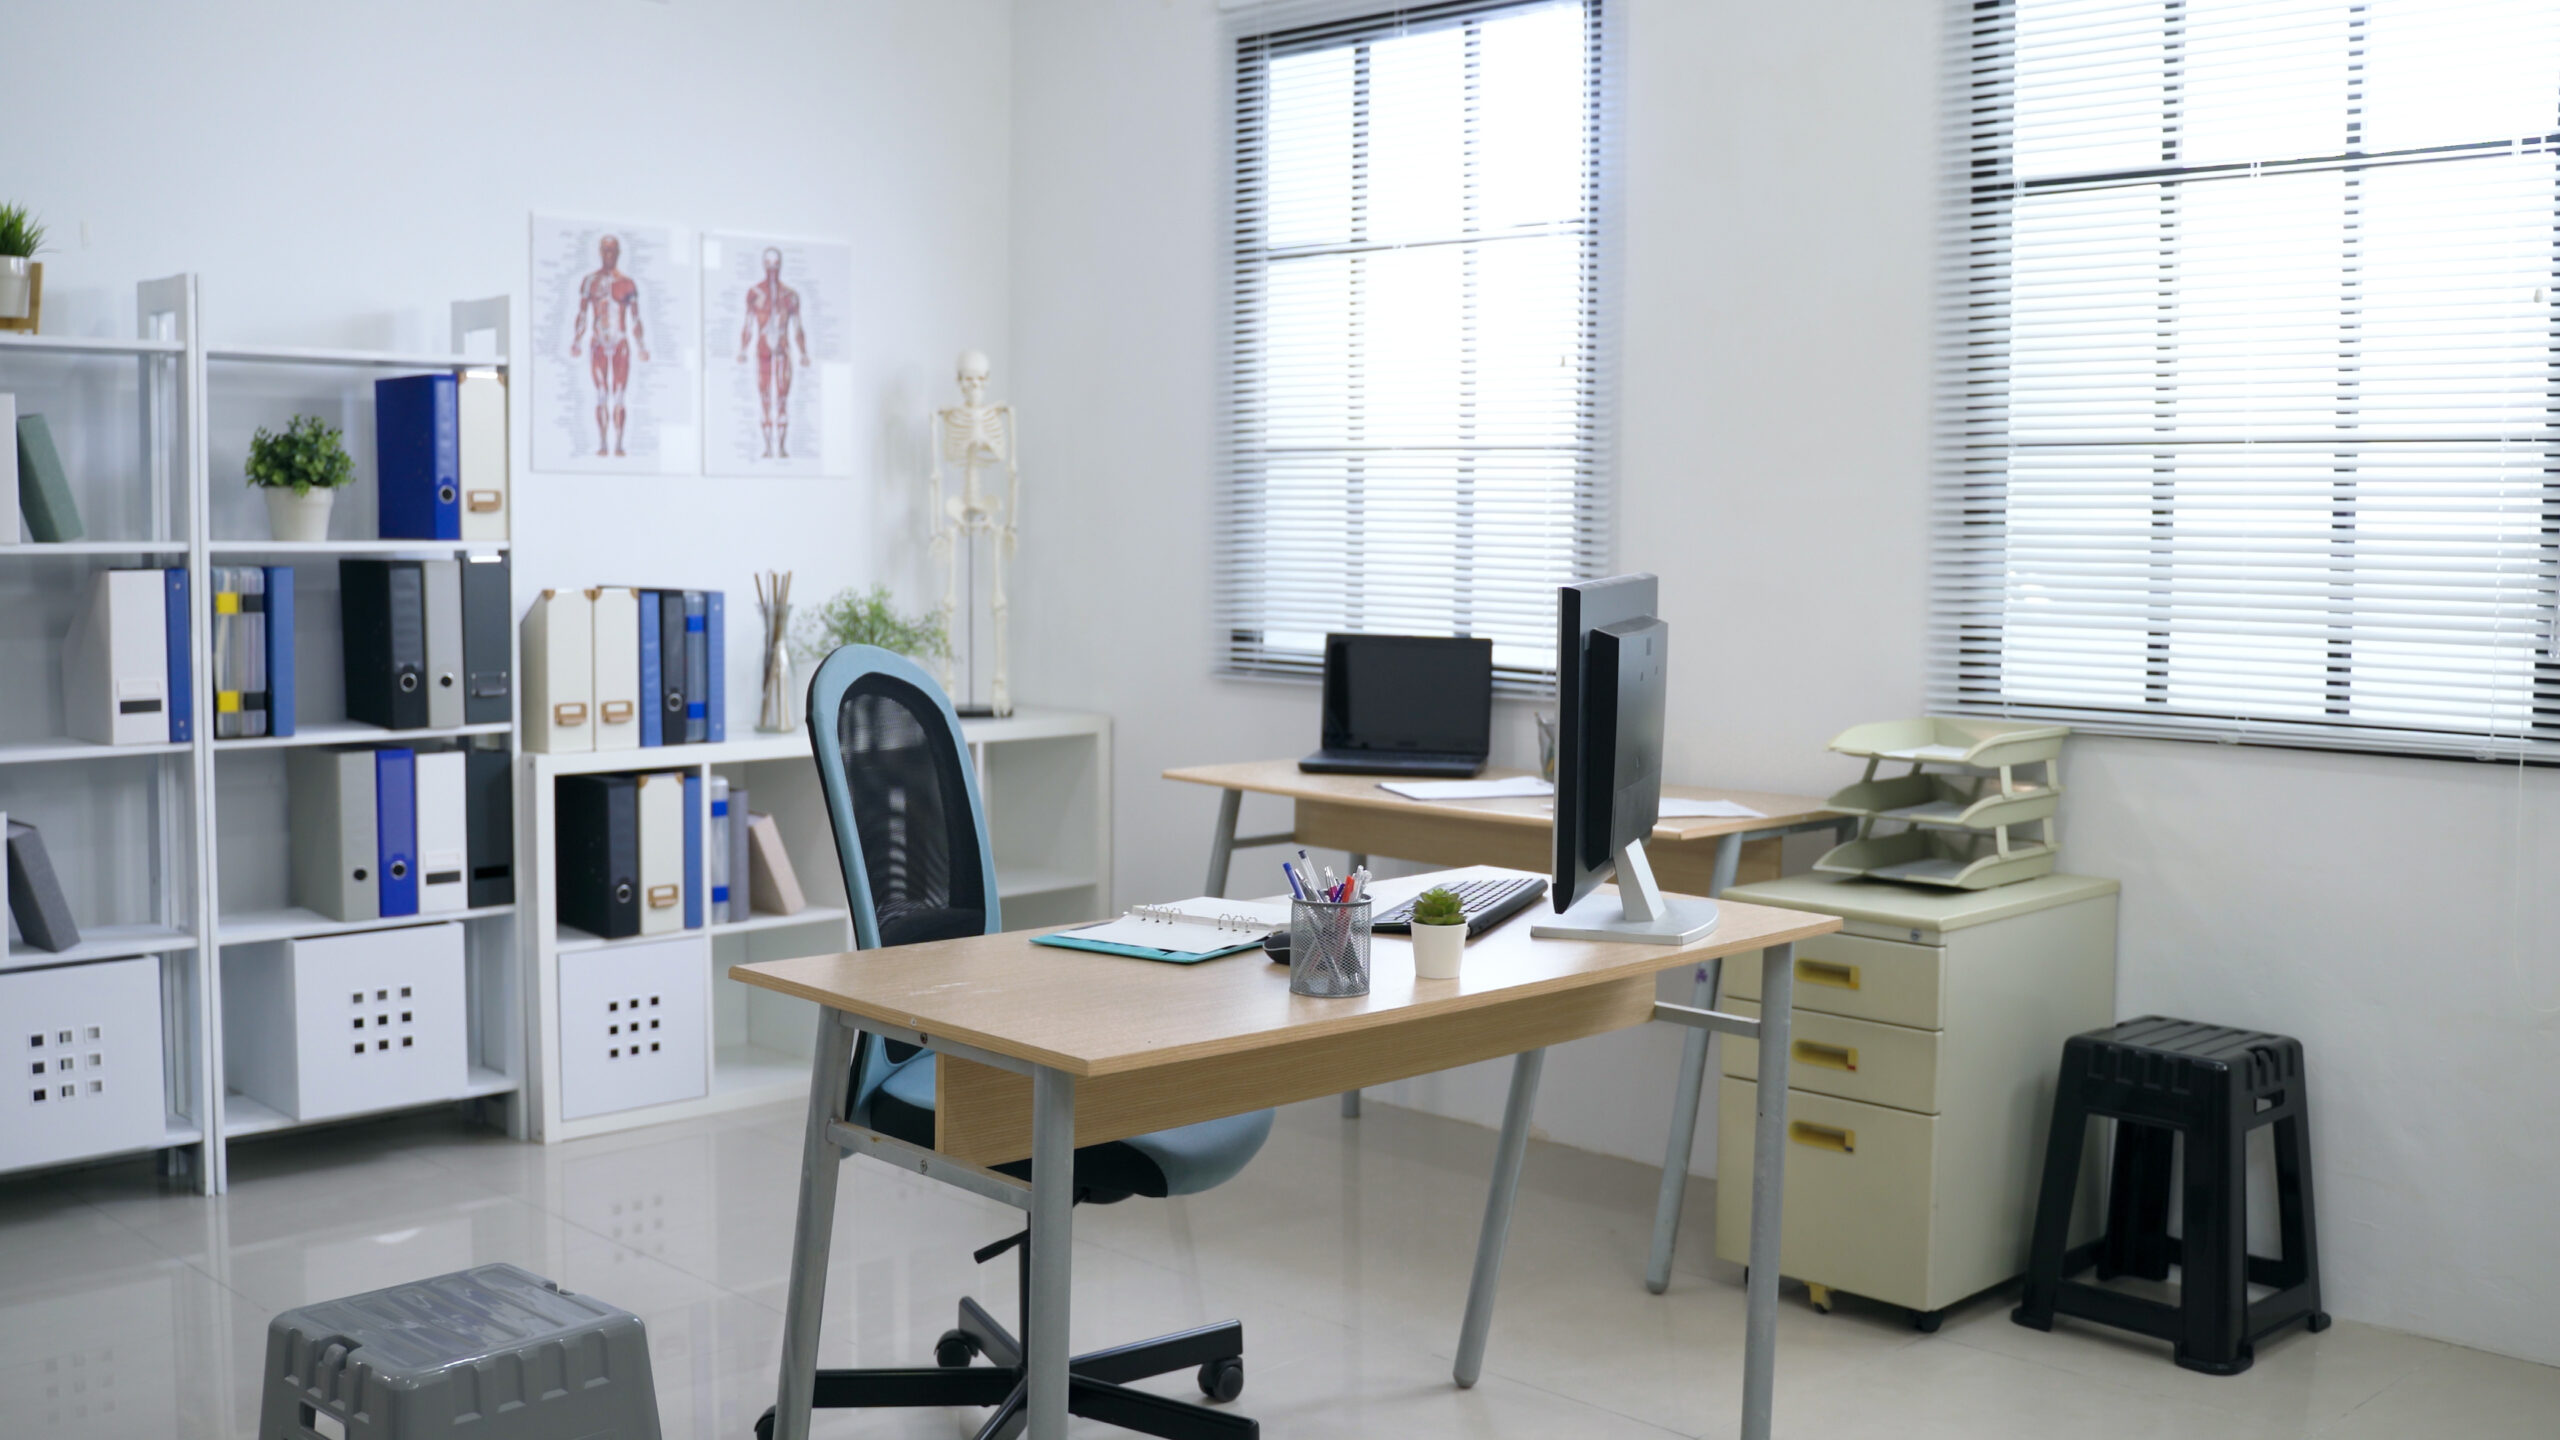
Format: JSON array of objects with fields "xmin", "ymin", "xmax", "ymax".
[{"xmin": 956, "ymin": 350, "xmax": 990, "ymax": 408}]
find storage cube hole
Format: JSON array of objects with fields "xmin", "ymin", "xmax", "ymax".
[
  {"xmin": 87, "ymin": 1080, "xmax": 101, "ymax": 1093},
  {"xmin": 352, "ymin": 1043, "xmax": 364, "ymax": 1055},
  {"xmin": 27, "ymin": 1034, "xmax": 41, "ymax": 1049},
  {"xmin": 350, "ymin": 993, "xmax": 362, "ymax": 1005},
  {"xmin": 30, "ymin": 1089, "xmax": 44, "ymax": 1103},
  {"xmin": 400, "ymin": 986, "xmax": 411, "ymax": 998},
  {"xmin": 56, "ymin": 1057, "xmax": 71, "ymax": 1072},
  {"xmin": 86, "ymin": 1053, "xmax": 101, "ymax": 1067},
  {"xmin": 58, "ymin": 1084, "xmax": 74, "ymax": 1099},
  {"xmin": 56, "ymin": 1030, "xmax": 72, "ymax": 1044},
  {"xmin": 376, "ymin": 990, "xmax": 388, "ymax": 1001},
  {"xmin": 376, "ymin": 1040, "xmax": 388, "ymax": 1051},
  {"xmin": 401, "ymin": 1036, "xmax": 412, "ymax": 1048},
  {"xmin": 353, "ymin": 1018, "xmax": 364, "ymax": 1029},
  {"xmin": 649, "ymin": 1042, "xmax": 660, "ymax": 1052},
  {"xmin": 85, "ymin": 1026, "xmax": 99, "ymax": 1040},
  {"xmin": 401, "ymin": 1011, "xmax": 412, "ymax": 1023}
]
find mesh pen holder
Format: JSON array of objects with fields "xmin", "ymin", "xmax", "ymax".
[{"xmin": 1289, "ymin": 897, "xmax": 1372, "ymax": 998}]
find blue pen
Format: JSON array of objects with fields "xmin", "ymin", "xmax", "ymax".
[{"xmin": 1283, "ymin": 862, "xmax": 1307, "ymax": 899}]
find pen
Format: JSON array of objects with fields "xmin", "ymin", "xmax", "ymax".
[{"xmin": 1283, "ymin": 862, "xmax": 1306, "ymax": 900}]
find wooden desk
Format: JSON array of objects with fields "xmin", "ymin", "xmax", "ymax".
[
  {"xmin": 735, "ymin": 867, "xmax": 1840, "ymax": 1440},
  {"xmin": 1166, "ymin": 757, "xmax": 1846, "ymax": 898}
]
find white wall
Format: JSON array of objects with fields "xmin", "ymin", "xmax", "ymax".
[
  {"xmin": 10, "ymin": 0, "xmax": 1010, "ymax": 631},
  {"xmin": 1009, "ymin": 0, "xmax": 2560, "ymax": 1366}
]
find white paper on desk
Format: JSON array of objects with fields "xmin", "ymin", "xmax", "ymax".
[
  {"xmin": 1066, "ymin": 896, "xmax": 1294, "ymax": 955},
  {"xmin": 1657, "ymin": 797, "xmax": 1765, "ymax": 819},
  {"xmin": 1379, "ymin": 776, "xmax": 1554, "ymax": 801}
]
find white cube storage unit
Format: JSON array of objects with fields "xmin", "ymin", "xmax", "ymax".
[
  {"xmin": 2, "ymin": 958, "xmax": 171, "ymax": 1172},
  {"xmin": 222, "ymin": 923, "xmax": 470, "ymax": 1123},
  {"xmin": 556, "ymin": 935, "xmax": 709, "ymax": 1120}
]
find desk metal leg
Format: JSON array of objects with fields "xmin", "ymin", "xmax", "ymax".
[
  {"xmin": 1644, "ymin": 832, "xmax": 1743, "ymax": 1292},
  {"xmin": 1741, "ymin": 942, "xmax": 1796, "ymax": 1440},
  {"xmin": 771, "ymin": 1014, "xmax": 859, "ymax": 1440},
  {"xmin": 1453, "ymin": 1046, "xmax": 1546, "ymax": 1388},
  {"xmin": 1027, "ymin": 1065, "xmax": 1076, "ymax": 1440},
  {"xmin": 1205, "ymin": 788, "xmax": 1243, "ymax": 897}
]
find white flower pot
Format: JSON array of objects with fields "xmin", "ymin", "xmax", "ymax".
[
  {"xmin": 0, "ymin": 257, "xmax": 30, "ymax": 320},
  {"xmin": 263, "ymin": 487, "xmax": 336, "ymax": 542},
  {"xmin": 1411, "ymin": 921, "xmax": 1466, "ymax": 981}
]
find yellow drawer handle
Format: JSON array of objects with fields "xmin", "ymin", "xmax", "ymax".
[
  {"xmin": 1789, "ymin": 1121, "xmax": 1856, "ymax": 1155},
  {"xmin": 466, "ymin": 489, "xmax": 505, "ymax": 513},
  {"xmin": 553, "ymin": 702, "xmax": 588, "ymax": 726},
  {"xmin": 1793, "ymin": 1040, "xmax": 1859, "ymax": 1072},
  {"xmin": 647, "ymin": 883, "xmax": 681, "ymax": 909},
  {"xmin": 1797, "ymin": 959, "xmax": 1861, "ymax": 990},
  {"xmin": 599, "ymin": 700, "xmax": 635, "ymax": 724}
]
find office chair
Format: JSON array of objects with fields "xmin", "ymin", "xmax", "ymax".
[{"xmin": 763, "ymin": 644, "xmax": 1272, "ymax": 1440}]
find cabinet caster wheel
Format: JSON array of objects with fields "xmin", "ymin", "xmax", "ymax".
[
  {"xmin": 935, "ymin": 1328, "xmax": 981, "ymax": 1368},
  {"xmin": 1808, "ymin": 1283, "xmax": 1834, "ymax": 1315},
  {"xmin": 2307, "ymin": 1312, "xmax": 2333, "ymax": 1334},
  {"xmin": 1913, "ymin": 1310, "xmax": 1942, "ymax": 1333},
  {"xmin": 1197, "ymin": 1356, "xmax": 1245, "ymax": 1403}
]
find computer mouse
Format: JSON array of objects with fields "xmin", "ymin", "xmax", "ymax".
[{"xmin": 1261, "ymin": 928, "xmax": 1290, "ymax": 963}]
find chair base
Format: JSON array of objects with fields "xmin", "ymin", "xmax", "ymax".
[{"xmin": 753, "ymin": 1297, "xmax": 1255, "ymax": 1440}]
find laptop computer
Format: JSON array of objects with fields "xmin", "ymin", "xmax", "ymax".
[{"xmin": 1299, "ymin": 633, "xmax": 1493, "ymax": 778}]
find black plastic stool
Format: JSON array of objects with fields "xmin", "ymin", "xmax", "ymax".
[{"xmin": 2013, "ymin": 1016, "xmax": 2329, "ymax": 1375}]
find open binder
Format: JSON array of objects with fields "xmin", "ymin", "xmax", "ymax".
[{"xmin": 1034, "ymin": 897, "xmax": 1295, "ymax": 964}]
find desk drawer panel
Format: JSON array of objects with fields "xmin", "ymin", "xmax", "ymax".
[
  {"xmin": 1714, "ymin": 1078, "xmax": 1936, "ymax": 1311},
  {"xmin": 1716, "ymin": 999, "xmax": 1942, "ymax": 1115},
  {"xmin": 1721, "ymin": 931, "xmax": 1943, "ymax": 1030}
]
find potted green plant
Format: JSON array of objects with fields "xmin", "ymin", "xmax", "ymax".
[
  {"xmin": 246, "ymin": 414, "xmax": 356, "ymax": 542},
  {"xmin": 795, "ymin": 583, "xmax": 951, "ymax": 666},
  {"xmin": 0, "ymin": 204, "xmax": 45, "ymax": 331},
  {"xmin": 1409, "ymin": 885, "xmax": 1467, "ymax": 979}
]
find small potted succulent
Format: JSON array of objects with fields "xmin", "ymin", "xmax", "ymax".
[
  {"xmin": 246, "ymin": 414, "xmax": 356, "ymax": 542},
  {"xmin": 1409, "ymin": 885, "xmax": 1467, "ymax": 980},
  {"xmin": 0, "ymin": 203, "xmax": 44, "ymax": 330}
]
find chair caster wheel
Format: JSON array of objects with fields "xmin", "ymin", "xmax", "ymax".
[
  {"xmin": 1808, "ymin": 1283, "xmax": 1834, "ymax": 1314},
  {"xmin": 754, "ymin": 1404, "xmax": 776, "ymax": 1440},
  {"xmin": 2308, "ymin": 1312, "xmax": 2333, "ymax": 1333},
  {"xmin": 1198, "ymin": 1356, "xmax": 1245, "ymax": 1403},
  {"xmin": 1913, "ymin": 1310, "xmax": 1942, "ymax": 1333},
  {"xmin": 936, "ymin": 1328, "xmax": 981, "ymax": 1367}
]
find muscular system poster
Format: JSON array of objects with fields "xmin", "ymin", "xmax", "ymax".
[
  {"xmin": 530, "ymin": 214, "xmax": 698, "ymax": 474},
  {"xmin": 702, "ymin": 233, "xmax": 853, "ymax": 477}
]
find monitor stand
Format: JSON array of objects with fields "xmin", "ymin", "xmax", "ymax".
[{"xmin": 1531, "ymin": 839, "xmax": 1719, "ymax": 945}]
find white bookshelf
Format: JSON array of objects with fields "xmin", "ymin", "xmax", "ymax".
[
  {"xmin": 0, "ymin": 279, "xmax": 522, "ymax": 1194},
  {"xmin": 517, "ymin": 711, "xmax": 1112, "ymax": 1143}
]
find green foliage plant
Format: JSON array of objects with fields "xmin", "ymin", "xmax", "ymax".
[
  {"xmin": 1411, "ymin": 886, "xmax": 1466, "ymax": 927},
  {"xmin": 0, "ymin": 205, "xmax": 45, "ymax": 258},
  {"xmin": 797, "ymin": 583, "xmax": 951, "ymax": 663},
  {"xmin": 244, "ymin": 415, "xmax": 355, "ymax": 495}
]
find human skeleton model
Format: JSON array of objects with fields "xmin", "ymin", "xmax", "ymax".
[
  {"xmin": 736, "ymin": 247, "xmax": 809, "ymax": 458},
  {"xmin": 569, "ymin": 234, "xmax": 650, "ymax": 457},
  {"xmin": 929, "ymin": 351, "xmax": 1019, "ymax": 716}
]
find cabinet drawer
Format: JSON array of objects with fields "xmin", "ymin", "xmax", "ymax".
[
  {"xmin": 1714, "ymin": 1079, "xmax": 1936, "ymax": 1311},
  {"xmin": 1721, "ymin": 930, "xmax": 1943, "ymax": 1030},
  {"xmin": 1718, "ymin": 999, "xmax": 1941, "ymax": 1114}
]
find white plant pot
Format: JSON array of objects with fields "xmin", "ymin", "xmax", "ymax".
[
  {"xmin": 1411, "ymin": 921, "xmax": 1466, "ymax": 981},
  {"xmin": 263, "ymin": 487, "xmax": 336, "ymax": 542},
  {"xmin": 0, "ymin": 257, "xmax": 29, "ymax": 319}
]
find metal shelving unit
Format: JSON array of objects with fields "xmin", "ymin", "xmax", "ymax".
[{"xmin": 0, "ymin": 283, "xmax": 522, "ymax": 1194}]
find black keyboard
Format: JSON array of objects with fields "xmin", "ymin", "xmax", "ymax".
[{"xmin": 1372, "ymin": 876, "xmax": 1550, "ymax": 937}]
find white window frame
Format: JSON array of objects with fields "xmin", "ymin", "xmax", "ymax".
[
  {"xmin": 1936, "ymin": 0, "xmax": 2560, "ymax": 761},
  {"xmin": 1219, "ymin": 0, "xmax": 1615, "ymax": 695}
]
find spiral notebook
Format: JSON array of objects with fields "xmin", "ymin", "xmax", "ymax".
[{"xmin": 1035, "ymin": 896, "xmax": 1296, "ymax": 964}]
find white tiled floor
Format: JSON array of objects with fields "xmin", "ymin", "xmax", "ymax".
[{"xmin": 3, "ymin": 1096, "xmax": 2554, "ymax": 1438}]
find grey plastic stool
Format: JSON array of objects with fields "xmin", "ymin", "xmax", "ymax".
[{"xmin": 258, "ymin": 1263, "xmax": 661, "ymax": 1440}]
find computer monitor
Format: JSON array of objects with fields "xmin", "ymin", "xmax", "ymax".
[{"xmin": 1533, "ymin": 574, "xmax": 1718, "ymax": 945}]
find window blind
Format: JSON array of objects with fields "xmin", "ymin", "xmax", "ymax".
[
  {"xmin": 1939, "ymin": 0, "xmax": 2560, "ymax": 759},
  {"xmin": 1222, "ymin": 0, "xmax": 1611, "ymax": 693}
]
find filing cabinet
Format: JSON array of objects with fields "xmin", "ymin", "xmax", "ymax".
[{"xmin": 1713, "ymin": 871, "xmax": 2117, "ymax": 1324}]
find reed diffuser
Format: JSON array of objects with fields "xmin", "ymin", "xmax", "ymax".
[{"xmin": 755, "ymin": 570, "xmax": 795, "ymax": 732}]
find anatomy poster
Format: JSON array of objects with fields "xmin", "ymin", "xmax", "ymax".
[
  {"xmin": 702, "ymin": 233, "xmax": 853, "ymax": 477},
  {"xmin": 530, "ymin": 215, "xmax": 697, "ymax": 474}
]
